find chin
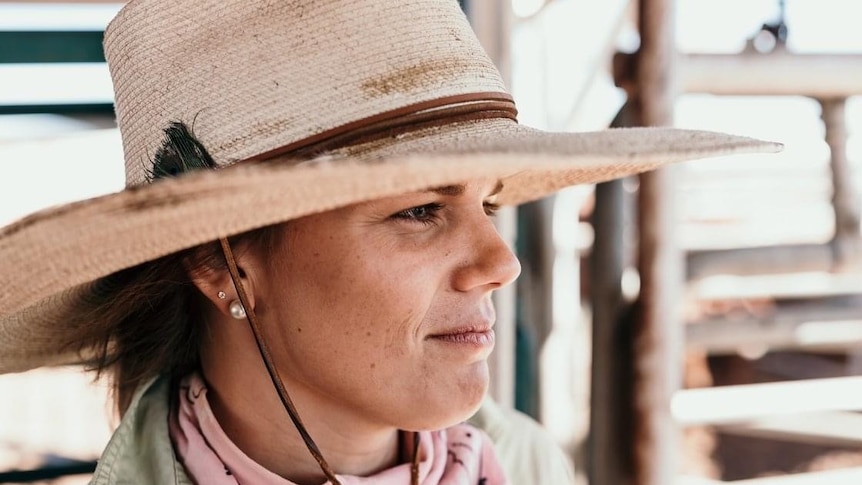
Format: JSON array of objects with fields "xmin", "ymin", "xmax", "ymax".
[
  {"xmin": 461, "ymin": 359, "xmax": 490, "ymax": 409},
  {"xmin": 402, "ymin": 363, "xmax": 489, "ymax": 431}
]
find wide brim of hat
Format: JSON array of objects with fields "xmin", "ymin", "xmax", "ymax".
[{"xmin": 0, "ymin": 120, "xmax": 781, "ymax": 373}]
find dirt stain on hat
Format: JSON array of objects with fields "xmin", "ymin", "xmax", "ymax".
[{"xmin": 361, "ymin": 58, "xmax": 473, "ymax": 97}]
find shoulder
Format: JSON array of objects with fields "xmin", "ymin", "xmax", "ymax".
[
  {"xmin": 90, "ymin": 376, "xmax": 191, "ymax": 485},
  {"xmin": 468, "ymin": 398, "xmax": 575, "ymax": 485}
]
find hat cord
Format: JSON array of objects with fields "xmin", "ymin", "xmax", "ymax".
[{"xmin": 219, "ymin": 238, "xmax": 421, "ymax": 485}]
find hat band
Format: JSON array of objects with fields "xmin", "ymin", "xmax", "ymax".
[{"xmin": 250, "ymin": 92, "xmax": 518, "ymax": 161}]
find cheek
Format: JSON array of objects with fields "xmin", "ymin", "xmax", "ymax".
[
  {"xmin": 301, "ymin": 239, "xmax": 435, "ymax": 314},
  {"xmin": 260, "ymin": 226, "xmax": 485, "ymax": 428},
  {"xmin": 271, "ymin": 246, "xmax": 436, "ymax": 367}
]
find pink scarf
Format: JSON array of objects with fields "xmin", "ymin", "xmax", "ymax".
[{"xmin": 169, "ymin": 374, "xmax": 507, "ymax": 485}]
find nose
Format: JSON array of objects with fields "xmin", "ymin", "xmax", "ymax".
[{"xmin": 451, "ymin": 214, "xmax": 522, "ymax": 293}]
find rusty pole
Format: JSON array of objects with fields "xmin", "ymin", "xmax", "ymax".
[{"xmin": 633, "ymin": 0, "xmax": 682, "ymax": 484}]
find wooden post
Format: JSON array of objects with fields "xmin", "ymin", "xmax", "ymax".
[
  {"xmin": 633, "ymin": 1, "xmax": 682, "ymax": 484},
  {"xmin": 518, "ymin": 198, "xmax": 554, "ymax": 419},
  {"xmin": 821, "ymin": 97, "xmax": 861, "ymax": 267},
  {"xmin": 589, "ymin": 180, "xmax": 635, "ymax": 485},
  {"xmin": 490, "ymin": 207, "xmax": 518, "ymax": 408},
  {"xmin": 589, "ymin": 102, "xmax": 638, "ymax": 485}
]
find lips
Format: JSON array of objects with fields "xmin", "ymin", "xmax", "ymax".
[
  {"xmin": 430, "ymin": 328, "xmax": 495, "ymax": 346},
  {"xmin": 428, "ymin": 300, "xmax": 497, "ymax": 348},
  {"xmin": 427, "ymin": 323, "xmax": 496, "ymax": 348}
]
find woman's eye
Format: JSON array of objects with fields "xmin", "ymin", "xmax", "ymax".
[
  {"xmin": 392, "ymin": 203, "xmax": 443, "ymax": 224},
  {"xmin": 484, "ymin": 202, "xmax": 500, "ymax": 217}
]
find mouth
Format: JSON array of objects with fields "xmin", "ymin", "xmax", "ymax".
[{"xmin": 428, "ymin": 325, "xmax": 496, "ymax": 348}]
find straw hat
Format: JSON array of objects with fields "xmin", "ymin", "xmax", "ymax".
[{"xmin": 0, "ymin": 0, "xmax": 780, "ymax": 374}]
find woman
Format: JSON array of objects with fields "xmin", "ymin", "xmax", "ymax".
[{"xmin": 0, "ymin": 0, "xmax": 778, "ymax": 484}]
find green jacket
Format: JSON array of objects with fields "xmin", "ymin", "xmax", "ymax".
[
  {"xmin": 89, "ymin": 376, "xmax": 192, "ymax": 485},
  {"xmin": 90, "ymin": 376, "xmax": 574, "ymax": 485},
  {"xmin": 467, "ymin": 398, "xmax": 576, "ymax": 485}
]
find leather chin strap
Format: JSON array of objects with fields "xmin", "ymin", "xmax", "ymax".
[{"xmin": 220, "ymin": 238, "xmax": 421, "ymax": 485}]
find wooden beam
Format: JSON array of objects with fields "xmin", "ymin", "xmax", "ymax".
[
  {"xmin": 719, "ymin": 411, "xmax": 862, "ymax": 448},
  {"xmin": 680, "ymin": 53, "xmax": 862, "ymax": 97},
  {"xmin": 688, "ymin": 272, "xmax": 862, "ymax": 301},
  {"xmin": 614, "ymin": 52, "xmax": 862, "ymax": 97},
  {"xmin": 672, "ymin": 376, "xmax": 862, "ymax": 426},
  {"xmin": 718, "ymin": 467, "xmax": 862, "ymax": 485},
  {"xmin": 687, "ymin": 315, "xmax": 862, "ymax": 355},
  {"xmin": 687, "ymin": 245, "xmax": 835, "ymax": 281}
]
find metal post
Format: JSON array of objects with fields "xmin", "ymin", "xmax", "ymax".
[{"xmin": 633, "ymin": 1, "xmax": 682, "ymax": 484}]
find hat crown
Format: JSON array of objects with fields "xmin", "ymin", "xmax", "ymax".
[{"xmin": 104, "ymin": 0, "xmax": 507, "ymax": 186}]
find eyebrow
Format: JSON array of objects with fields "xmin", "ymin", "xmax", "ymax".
[
  {"xmin": 426, "ymin": 181, "xmax": 504, "ymax": 197},
  {"xmin": 489, "ymin": 180, "xmax": 504, "ymax": 197}
]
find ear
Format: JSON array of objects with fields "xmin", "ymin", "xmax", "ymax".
[{"xmin": 185, "ymin": 252, "xmax": 257, "ymax": 319}]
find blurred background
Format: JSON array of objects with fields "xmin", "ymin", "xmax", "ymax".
[{"xmin": 1, "ymin": 0, "xmax": 861, "ymax": 484}]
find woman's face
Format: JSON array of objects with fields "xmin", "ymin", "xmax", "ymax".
[{"xmin": 248, "ymin": 178, "xmax": 520, "ymax": 431}]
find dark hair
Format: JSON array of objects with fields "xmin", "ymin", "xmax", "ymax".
[
  {"xmin": 71, "ymin": 225, "xmax": 281, "ymax": 416},
  {"xmin": 68, "ymin": 121, "xmax": 290, "ymax": 414}
]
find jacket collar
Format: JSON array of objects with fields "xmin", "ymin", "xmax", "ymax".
[{"xmin": 90, "ymin": 376, "xmax": 192, "ymax": 485}]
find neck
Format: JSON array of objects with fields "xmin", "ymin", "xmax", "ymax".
[{"xmin": 200, "ymin": 340, "xmax": 401, "ymax": 484}]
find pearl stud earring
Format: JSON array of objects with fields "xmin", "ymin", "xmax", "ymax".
[{"xmin": 229, "ymin": 300, "xmax": 247, "ymax": 320}]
